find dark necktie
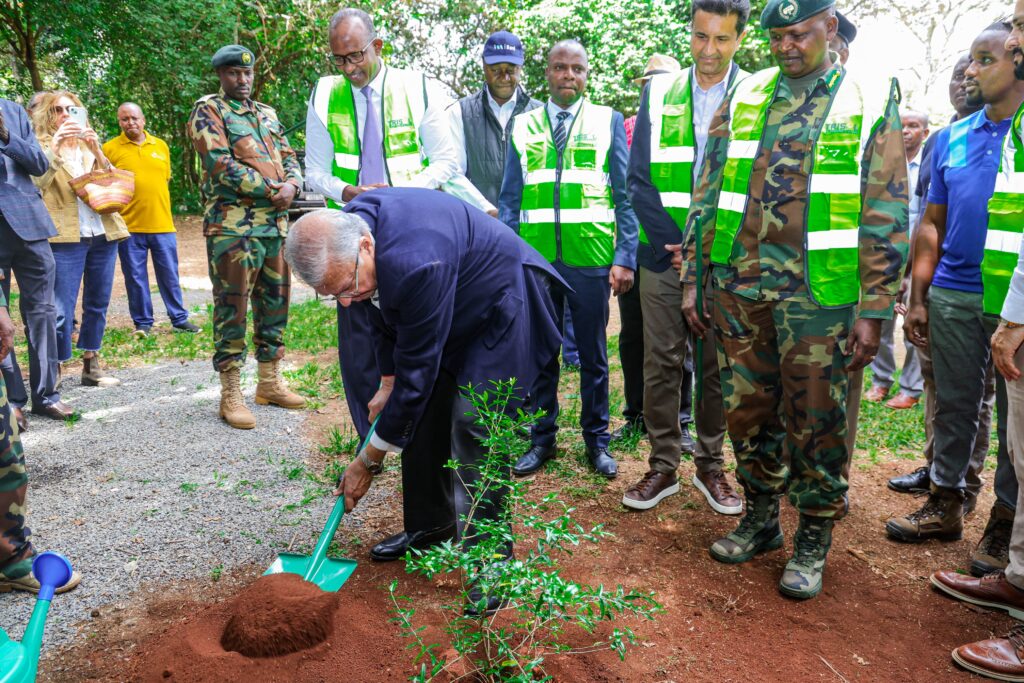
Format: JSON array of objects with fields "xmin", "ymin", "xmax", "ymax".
[
  {"xmin": 359, "ymin": 85, "xmax": 386, "ymax": 185},
  {"xmin": 553, "ymin": 110, "xmax": 571, "ymax": 153}
]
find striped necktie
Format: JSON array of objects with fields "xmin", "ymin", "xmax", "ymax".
[{"xmin": 553, "ymin": 111, "xmax": 571, "ymax": 152}]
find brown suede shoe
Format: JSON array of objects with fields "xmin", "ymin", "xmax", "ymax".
[
  {"xmin": 931, "ymin": 570, "xmax": 1024, "ymax": 620},
  {"xmin": 693, "ymin": 470, "xmax": 743, "ymax": 515},
  {"xmin": 953, "ymin": 624, "xmax": 1024, "ymax": 682},
  {"xmin": 864, "ymin": 384, "xmax": 890, "ymax": 402},
  {"xmin": 885, "ymin": 485, "xmax": 964, "ymax": 542},
  {"xmin": 885, "ymin": 393, "xmax": 919, "ymax": 410},
  {"xmin": 622, "ymin": 470, "xmax": 679, "ymax": 511}
]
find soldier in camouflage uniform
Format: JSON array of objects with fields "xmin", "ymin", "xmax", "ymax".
[
  {"xmin": 0, "ymin": 277, "xmax": 80, "ymax": 593},
  {"xmin": 681, "ymin": 0, "xmax": 908, "ymax": 599},
  {"xmin": 188, "ymin": 44, "xmax": 307, "ymax": 429}
]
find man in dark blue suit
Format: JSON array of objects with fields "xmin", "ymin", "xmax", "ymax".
[
  {"xmin": 284, "ymin": 189, "xmax": 564, "ymax": 573},
  {"xmin": 498, "ymin": 40, "xmax": 639, "ymax": 479},
  {"xmin": 0, "ymin": 98, "xmax": 71, "ymax": 425}
]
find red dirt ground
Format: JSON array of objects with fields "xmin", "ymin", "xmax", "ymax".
[{"xmin": 49, "ymin": 454, "xmax": 1011, "ymax": 683}]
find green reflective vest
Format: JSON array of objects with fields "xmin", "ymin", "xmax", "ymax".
[
  {"xmin": 645, "ymin": 65, "xmax": 746, "ymax": 245},
  {"xmin": 985, "ymin": 103, "xmax": 1024, "ymax": 316},
  {"xmin": 511, "ymin": 100, "xmax": 616, "ymax": 267},
  {"xmin": 710, "ymin": 66, "xmax": 891, "ymax": 307},
  {"xmin": 645, "ymin": 67, "xmax": 696, "ymax": 246},
  {"xmin": 312, "ymin": 67, "xmax": 428, "ymax": 208}
]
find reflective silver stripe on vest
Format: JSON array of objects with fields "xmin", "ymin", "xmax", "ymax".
[
  {"xmin": 986, "ymin": 229, "xmax": 1024, "ymax": 254},
  {"xmin": 808, "ymin": 174, "xmax": 860, "ymax": 194},
  {"xmin": 807, "ymin": 229, "xmax": 859, "ymax": 250},
  {"xmin": 520, "ymin": 207, "xmax": 617, "ymax": 224},
  {"xmin": 523, "ymin": 169, "xmax": 611, "ymax": 186}
]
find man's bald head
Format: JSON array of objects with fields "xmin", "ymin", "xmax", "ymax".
[
  {"xmin": 286, "ymin": 209, "xmax": 372, "ymax": 288},
  {"xmin": 117, "ymin": 102, "xmax": 146, "ymax": 142},
  {"xmin": 546, "ymin": 40, "xmax": 589, "ymax": 108}
]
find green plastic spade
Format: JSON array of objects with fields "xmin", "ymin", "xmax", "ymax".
[
  {"xmin": 0, "ymin": 552, "xmax": 75, "ymax": 683},
  {"xmin": 264, "ymin": 420, "xmax": 379, "ymax": 591}
]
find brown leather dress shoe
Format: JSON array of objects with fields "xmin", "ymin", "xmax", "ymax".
[
  {"xmin": 885, "ymin": 393, "xmax": 920, "ymax": 409},
  {"xmin": 693, "ymin": 470, "xmax": 743, "ymax": 515},
  {"xmin": 622, "ymin": 470, "xmax": 679, "ymax": 511},
  {"xmin": 931, "ymin": 570, "xmax": 1024, "ymax": 620},
  {"xmin": 864, "ymin": 384, "xmax": 890, "ymax": 402},
  {"xmin": 11, "ymin": 406, "xmax": 27, "ymax": 433},
  {"xmin": 30, "ymin": 401, "xmax": 76, "ymax": 420},
  {"xmin": 953, "ymin": 624, "xmax": 1024, "ymax": 682}
]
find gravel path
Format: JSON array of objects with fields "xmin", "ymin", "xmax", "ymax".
[{"xmin": 0, "ymin": 359, "xmax": 374, "ymax": 652}]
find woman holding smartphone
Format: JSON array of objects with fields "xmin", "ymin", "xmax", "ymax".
[{"xmin": 31, "ymin": 91, "xmax": 127, "ymax": 387}]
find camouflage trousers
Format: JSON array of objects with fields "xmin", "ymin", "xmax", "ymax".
[
  {"xmin": 713, "ymin": 287, "xmax": 853, "ymax": 519},
  {"xmin": 0, "ymin": 378, "xmax": 32, "ymax": 569},
  {"xmin": 207, "ymin": 235, "xmax": 290, "ymax": 372}
]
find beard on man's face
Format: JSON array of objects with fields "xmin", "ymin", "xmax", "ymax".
[{"xmin": 1014, "ymin": 48, "xmax": 1024, "ymax": 80}]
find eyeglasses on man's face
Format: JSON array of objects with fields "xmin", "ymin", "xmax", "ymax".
[
  {"xmin": 331, "ymin": 252, "xmax": 361, "ymax": 300},
  {"xmin": 328, "ymin": 38, "xmax": 376, "ymax": 67}
]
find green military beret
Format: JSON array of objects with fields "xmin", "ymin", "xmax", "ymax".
[
  {"xmin": 761, "ymin": 0, "xmax": 835, "ymax": 29},
  {"xmin": 211, "ymin": 44, "xmax": 255, "ymax": 69}
]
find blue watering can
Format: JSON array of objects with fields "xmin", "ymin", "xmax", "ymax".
[{"xmin": 0, "ymin": 552, "xmax": 75, "ymax": 683}]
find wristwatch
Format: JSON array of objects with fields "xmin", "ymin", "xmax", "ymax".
[{"xmin": 358, "ymin": 448, "xmax": 384, "ymax": 475}]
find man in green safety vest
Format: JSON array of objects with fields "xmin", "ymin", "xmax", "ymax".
[
  {"xmin": 890, "ymin": 20, "xmax": 1024, "ymax": 578},
  {"xmin": 303, "ymin": 8, "xmax": 476, "ymax": 563},
  {"xmin": 681, "ymin": 0, "xmax": 908, "ymax": 600},
  {"xmin": 498, "ymin": 40, "xmax": 639, "ymax": 480},
  {"xmin": 625, "ymin": 0, "xmax": 749, "ymax": 517}
]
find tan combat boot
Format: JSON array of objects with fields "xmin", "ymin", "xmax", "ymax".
[
  {"xmin": 81, "ymin": 352, "xmax": 120, "ymax": 387},
  {"xmin": 219, "ymin": 367, "xmax": 256, "ymax": 429},
  {"xmin": 970, "ymin": 502, "xmax": 1014, "ymax": 577},
  {"xmin": 254, "ymin": 360, "xmax": 307, "ymax": 409},
  {"xmin": 885, "ymin": 484, "xmax": 964, "ymax": 542}
]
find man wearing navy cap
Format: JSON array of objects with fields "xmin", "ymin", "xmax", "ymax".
[
  {"xmin": 829, "ymin": 10, "xmax": 856, "ymax": 64},
  {"xmin": 446, "ymin": 31, "xmax": 542, "ymax": 215}
]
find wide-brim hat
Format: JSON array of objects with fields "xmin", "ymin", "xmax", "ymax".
[{"xmin": 632, "ymin": 53, "xmax": 682, "ymax": 85}]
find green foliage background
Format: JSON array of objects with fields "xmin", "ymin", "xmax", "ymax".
[{"xmin": 0, "ymin": 0, "xmax": 770, "ymax": 212}]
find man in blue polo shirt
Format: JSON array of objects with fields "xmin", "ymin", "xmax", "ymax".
[{"xmin": 888, "ymin": 22, "xmax": 1024, "ymax": 578}]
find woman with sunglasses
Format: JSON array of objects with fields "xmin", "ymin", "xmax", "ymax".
[{"xmin": 31, "ymin": 91, "xmax": 128, "ymax": 387}]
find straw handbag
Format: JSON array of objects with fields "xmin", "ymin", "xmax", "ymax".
[{"xmin": 67, "ymin": 167, "xmax": 135, "ymax": 215}]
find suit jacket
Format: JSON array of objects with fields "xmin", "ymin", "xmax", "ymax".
[
  {"xmin": 0, "ymin": 98, "xmax": 56, "ymax": 240},
  {"xmin": 343, "ymin": 188, "xmax": 566, "ymax": 449}
]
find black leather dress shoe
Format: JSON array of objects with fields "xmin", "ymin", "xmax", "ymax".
[
  {"xmin": 512, "ymin": 445, "xmax": 556, "ymax": 476},
  {"xmin": 611, "ymin": 419, "xmax": 646, "ymax": 441},
  {"xmin": 31, "ymin": 401, "xmax": 76, "ymax": 420},
  {"xmin": 369, "ymin": 524, "xmax": 456, "ymax": 562},
  {"xmin": 888, "ymin": 466, "xmax": 930, "ymax": 494},
  {"xmin": 464, "ymin": 584, "xmax": 509, "ymax": 617},
  {"xmin": 586, "ymin": 446, "xmax": 618, "ymax": 479},
  {"xmin": 680, "ymin": 425, "xmax": 696, "ymax": 455}
]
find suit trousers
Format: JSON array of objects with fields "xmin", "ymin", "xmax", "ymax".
[
  {"xmin": 530, "ymin": 263, "xmax": 611, "ymax": 450},
  {"xmin": 336, "ymin": 302, "xmax": 379, "ymax": 440},
  {"xmin": 616, "ymin": 272, "xmax": 645, "ymax": 425},
  {"xmin": 928, "ymin": 287, "xmax": 1015, "ymax": 508},
  {"xmin": 1001, "ymin": 346, "xmax": 1024, "ymax": 590},
  {"xmin": 640, "ymin": 266, "xmax": 726, "ymax": 474},
  {"xmin": 0, "ymin": 215, "xmax": 60, "ymax": 409}
]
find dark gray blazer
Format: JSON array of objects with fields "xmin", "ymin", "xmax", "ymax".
[{"xmin": 0, "ymin": 98, "xmax": 57, "ymax": 240}]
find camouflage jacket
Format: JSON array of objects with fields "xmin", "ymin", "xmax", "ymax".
[
  {"xmin": 188, "ymin": 93, "xmax": 303, "ymax": 237},
  {"xmin": 682, "ymin": 62, "xmax": 909, "ymax": 318}
]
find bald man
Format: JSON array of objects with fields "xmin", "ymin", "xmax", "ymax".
[{"xmin": 104, "ymin": 103, "xmax": 197, "ymax": 336}]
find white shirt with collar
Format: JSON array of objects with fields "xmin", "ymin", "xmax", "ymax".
[
  {"xmin": 446, "ymin": 86, "xmax": 525, "ymax": 213},
  {"xmin": 692, "ymin": 71, "xmax": 730, "ymax": 172},
  {"xmin": 546, "ymin": 97, "xmax": 584, "ymax": 131},
  {"xmin": 907, "ymin": 148, "xmax": 924, "ymax": 233},
  {"xmin": 305, "ymin": 63, "xmax": 461, "ymax": 203}
]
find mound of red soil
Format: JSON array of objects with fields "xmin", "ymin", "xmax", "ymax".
[
  {"xmin": 220, "ymin": 573, "xmax": 338, "ymax": 658},
  {"xmin": 134, "ymin": 571, "xmax": 408, "ymax": 683}
]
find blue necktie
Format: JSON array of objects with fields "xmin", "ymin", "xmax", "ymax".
[
  {"xmin": 553, "ymin": 111, "xmax": 571, "ymax": 152},
  {"xmin": 359, "ymin": 85, "xmax": 386, "ymax": 185}
]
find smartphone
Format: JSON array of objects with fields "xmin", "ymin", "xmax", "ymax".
[{"xmin": 67, "ymin": 105, "xmax": 88, "ymax": 128}]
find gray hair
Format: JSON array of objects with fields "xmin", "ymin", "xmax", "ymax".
[
  {"xmin": 329, "ymin": 8, "xmax": 375, "ymax": 36},
  {"xmin": 285, "ymin": 209, "xmax": 373, "ymax": 288}
]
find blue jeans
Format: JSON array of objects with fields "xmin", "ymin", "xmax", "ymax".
[
  {"xmin": 51, "ymin": 237, "xmax": 118, "ymax": 362},
  {"xmin": 117, "ymin": 232, "xmax": 189, "ymax": 327}
]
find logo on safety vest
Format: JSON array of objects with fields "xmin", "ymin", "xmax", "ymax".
[
  {"xmin": 573, "ymin": 133, "xmax": 597, "ymax": 143},
  {"xmin": 824, "ymin": 122, "xmax": 853, "ymax": 134},
  {"xmin": 779, "ymin": 0, "xmax": 798, "ymax": 20},
  {"xmin": 388, "ymin": 118, "xmax": 412, "ymax": 128}
]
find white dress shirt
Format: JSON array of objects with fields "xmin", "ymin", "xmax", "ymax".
[
  {"xmin": 546, "ymin": 97, "xmax": 584, "ymax": 131},
  {"xmin": 63, "ymin": 147, "xmax": 105, "ymax": 238},
  {"xmin": 692, "ymin": 73, "xmax": 729, "ymax": 173},
  {"xmin": 907, "ymin": 149, "xmax": 923, "ymax": 233},
  {"xmin": 446, "ymin": 87, "xmax": 523, "ymax": 213},
  {"xmin": 305, "ymin": 64, "xmax": 460, "ymax": 203}
]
